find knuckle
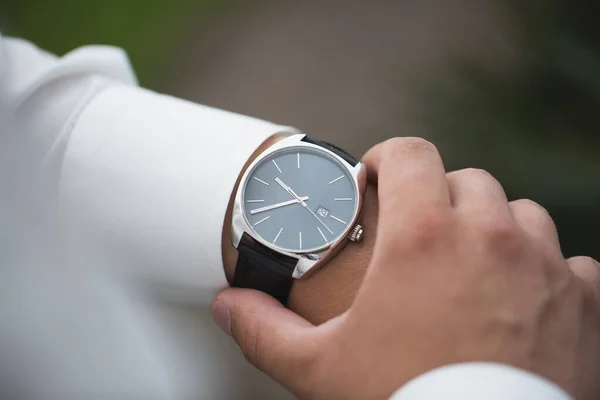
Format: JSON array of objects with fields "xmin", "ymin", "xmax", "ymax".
[
  {"xmin": 572, "ymin": 255, "xmax": 599, "ymax": 264},
  {"xmin": 512, "ymin": 199, "xmax": 552, "ymax": 219},
  {"xmin": 383, "ymin": 137, "xmax": 438, "ymax": 159},
  {"xmin": 570, "ymin": 256, "xmax": 600, "ymax": 271},
  {"xmin": 479, "ymin": 217, "xmax": 524, "ymax": 259},
  {"xmin": 457, "ymin": 167, "xmax": 492, "ymax": 178},
  {"xmin": 455, "ymin": 167, "xmax": 497, "ymax": 183},
  {"xmin": 511, "ymin": 199, "xmax": 558, "ymax": 235},
  {"xmin": 512, "ymin": 198, "xmax": 540, "ymax": 208},
  {"xmin": 406, "ymin": 206, "xmax": 452, "ymax": 251},
  {"xmin": 401, "ymin": 136, "xmax": 438, "ymax": 154},
  {"xmin": 449, "ymin": 168, "xmax": 504, "ymax": 196},
  {"xmin": 568, "ymin": 256, "xmax": 600, "ymax": 301}
]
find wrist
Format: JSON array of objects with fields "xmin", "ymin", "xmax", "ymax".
[
  {"xmin": 287, "ymin": 183, "xmax": 377, "ymax": 323},
  {"xmin": 222, "ymin": 136, "xmax": 378, "ymax": 323}
]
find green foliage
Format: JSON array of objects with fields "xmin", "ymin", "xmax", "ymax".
[{"xmin": 2, "ymin": 0, "xmax": 239, "ymax": 86}]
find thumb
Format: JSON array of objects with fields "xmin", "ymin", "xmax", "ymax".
[
  {"xmin": 568, "ymin": 256, "xmax": 600, "ymax": 301},
  {"xmin": 212, "ymin": 287, "xmax": 317, "ymax": 383}
]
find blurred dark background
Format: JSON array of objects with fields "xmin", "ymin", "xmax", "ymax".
[{"xmin": 3, "ymin": 0, "xmax": 598, "ymax": 259}]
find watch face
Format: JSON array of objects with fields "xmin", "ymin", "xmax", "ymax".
[{"xmin": 242, "ymin": 146, "xmax": 358, "ymax": 253}]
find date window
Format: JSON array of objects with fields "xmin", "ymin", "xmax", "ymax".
[{"xmin": 316, "ymin": 206, "xmax": 330, "ymax": 218}]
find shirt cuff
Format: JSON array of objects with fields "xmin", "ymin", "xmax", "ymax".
[
  {"xmin": 59, "ymin": 84, "xmax": 296, "ymax": 305},
  {"xmin": 389, "ymin": 363, "xmax": 572, "ymax": 400}
]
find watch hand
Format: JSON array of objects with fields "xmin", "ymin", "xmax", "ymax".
[
  {"xmin": 274, "ymin": 177, "xmax": 294, "ymax": 197},
  {"xmin": 275, "ymin": 177, "xmax": 306, "ymax": 202},
  {"xmin": 274, "ymin": 177, "xmax": 334, "ymax": 235},
  {"xmin": 250, "ymin": 197, "xmax": 309, "ymax": 215},
  {"xmin": 304, "ymin": 202, "xmax": 334, "ymax": 235}
]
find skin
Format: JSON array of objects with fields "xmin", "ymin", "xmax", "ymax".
[
  {"xmin": 216, "ymin": 137, "xmax": 600, "ymax": 400},
  {"xmin": 222, "ymin": 134, "xmax": 377, "ymax": 324}
]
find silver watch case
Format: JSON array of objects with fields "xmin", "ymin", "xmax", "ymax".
[{"xmin": 231, "ymin": 133, "xmax": 367, "ymax": 279}]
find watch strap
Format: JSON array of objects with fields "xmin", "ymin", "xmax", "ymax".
[
  {"xmin": 301, "ymin": 135, "xmax": 359, "ymax": 166},
  {"xmin": 232, "ymin": 233, "xmax": 295, "ymax": 304}
]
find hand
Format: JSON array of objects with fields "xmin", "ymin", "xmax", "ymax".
[{"xmin": 214, "ymin": 137, "xmax": 600, "ymax": 400}]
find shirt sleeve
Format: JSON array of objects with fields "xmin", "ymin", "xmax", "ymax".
[
  {"xmin": 389, "ymin": 363, "xmax": 573, "ymax": 400},
  {"xmin": 1, "ymin": 34, "xmax": 296, "ymax": 305}
]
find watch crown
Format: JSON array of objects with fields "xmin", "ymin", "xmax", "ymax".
[{"xmin": 348, "ymin": 224, "xmax": 364, "ymax": 242}]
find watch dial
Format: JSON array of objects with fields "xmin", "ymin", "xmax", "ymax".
[{"xmin": 243, "ymin": 146, "xmax": 357, "ymax": 253}]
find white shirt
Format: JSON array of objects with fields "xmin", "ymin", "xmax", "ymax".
[{"xmin": 0, "ymin": 35, "xmax": 572, "ymax": 400}]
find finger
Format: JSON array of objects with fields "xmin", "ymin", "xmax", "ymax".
[
  {"xmin": 446, "ymin": 168, "xmax": 510, "ymax": 211},
  {"xmin": 509, "ymin": 199, "xmax": 561, "ymax": 252},
  {"xmin": 212, "ymin": 288, "xmax": 319, "ymax": 385},
  {"xmin": 362, "ymin": 137, "xmax": 450, "ymax": 225},
  {"xmin": 568, "ymin": 256, "xmax": 600, "ymax": 301}
]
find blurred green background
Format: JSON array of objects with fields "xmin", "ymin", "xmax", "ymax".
[
  {"xmin": 3, "ymin": 0, "xmax": 598, "ymax": 259},
  {"xmin": 1, "ymin": 0, "xmax": 244, "ymax": 86}
]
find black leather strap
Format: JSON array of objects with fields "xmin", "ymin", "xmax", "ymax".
[
  {"xmin": 232, "ymin": 233, "xmax": 295, "ymax": 304},
  {"xmin": 301, "ymin": 135, "xmax": 359, "ymax": 166}
]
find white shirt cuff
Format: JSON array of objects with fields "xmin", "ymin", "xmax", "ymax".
[
  {"xmin": 59, "ymin": 84, "xmax": 296, "ymax": 304},
  {"xmin": 389, "ymin": 363, "xmax": 572, "ymax": 400}
]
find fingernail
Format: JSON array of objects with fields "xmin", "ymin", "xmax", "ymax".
[{"xmin": 212, "ymin": 298, "xmax": 231, "ymax": 335}]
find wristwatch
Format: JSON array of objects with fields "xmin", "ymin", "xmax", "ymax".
[{"xmin": 231, "ymin": 133, "xmax": 367, "ymax": 304}]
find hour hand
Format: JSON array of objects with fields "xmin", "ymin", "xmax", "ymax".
[
  {"xmin": 250, "ymin": 197, "xmax": 309, "ymax": 215},
  {"xmin": 275, "ymin": 177, "xmax": 305, "ymax": 203}
]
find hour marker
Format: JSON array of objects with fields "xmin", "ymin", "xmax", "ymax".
[
  {"xmin": 331, "ymin": 215, "xmax": 347, "ymax": 225},
  {"xmin": 246, "ymin": 199, "xmax": 264, "ymax": 203},
  {"xmin": 329, "ymin": 175, "xmax": 345, "ymax": 185},
  {"xmin": 299, "ymin": 231, "xmax": 302, "ymax": 249},
  {"xmin": 272, "ymin": 159, "xmax": 282, "ymax": 174},
  {"xmin": 297, "ymin": 152, "xmax": 300, "ymax": 168},
  {"xmin": 273, "ymin": 227, "xmax": 283, "ymax": 244},
  {"xmin": 317, "ymin": 226, "xmax": 327, "ymax": 242},
  {"xmin": 253, "ymin": 177, "xmax": 269, "ymax": 186},
  {"xmin": 334, "ymin": 198, "xmax": 353, "ymax": 201},
  {"xmin": 253, "ymin": 216, "xmax": 270, "ymax": 226}
]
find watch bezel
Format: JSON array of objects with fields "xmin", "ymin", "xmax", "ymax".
[{"xmin": 231, "ymin": 133, "xmax": 367, "ymax": 279}]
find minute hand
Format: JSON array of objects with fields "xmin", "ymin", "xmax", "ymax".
[
  {"xmin": 250, "ymin": 197, "xmax": 309, "ymax": 215},
  {"xmin": 274, "ymin": 177, "xmax": 334, "ymax": 235}
]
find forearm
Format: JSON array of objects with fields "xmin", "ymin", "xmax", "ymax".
[
  {"xmin": 3, "ymin": 35, "xmax": 375, "ymax": 315},
  {"xmin": 222, "ymin": 136, "xmax": 378, "ymax": 324}
]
